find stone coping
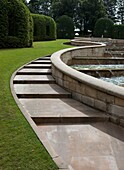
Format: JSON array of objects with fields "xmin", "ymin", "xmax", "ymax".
[
  {"xmin": 74, "ymin": 37, "xmax": 124, "ymax": 44},
  {"xmin": 51, "ymin": 43, "xmax": 124, "ymax": 99}
]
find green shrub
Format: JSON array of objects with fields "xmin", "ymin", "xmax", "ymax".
[
  {"xmin": 45, "ymin": 16, "xmax": 56, "ymax": 40},
  {"xmin": 32, "ymin": 14, "xmax": 56, "ymax": 41},
  {"xmin": 94, "ymin": 18, "xmax": 114, "ymax": 38},
  {"xmin": 32, "ymin": 14, "xmax": 46, "ymax": 41},
  {"xmin": 57, "ymin": 15, "xmax": 74, "ymax": 39},
  {"xmin": 0, "ymin": 0, "xmax": 33, "ymax": 48},
  {"xmin": 112, "ymin": 24, "xmax": 124, "ymax": 39},
  {"xmin": 0, "ymin": 0, "xmax": 8, "ymax": 47}
]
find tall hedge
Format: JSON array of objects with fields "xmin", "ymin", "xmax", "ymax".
[
  {"xmin": 0, "ymin": 0, "xmax": 33, "ymax": 48},
  {"xmin": 94, "ymin": 18, "xmax": 114, "ymax": 38},
  {"xmin": 45, "ymin": 16, "xmax": 57, "ymax": 40},
  {"xmin": 32, "ymin": 14, "xmax": 56, "ymax": 41},
  {"xmin": 112, "ymin": 25, "xmax": 124, "ymax": 39},
  {"xmin": 57, "ymin": 15, "xmax": 74, "ymax": 39}
]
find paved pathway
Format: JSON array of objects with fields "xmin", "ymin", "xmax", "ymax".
[{"xmin": 12, "ymin": 56, "xmax": 124, "ymax": 170}]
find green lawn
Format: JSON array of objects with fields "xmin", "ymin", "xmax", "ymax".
[{"xmin": 0, "ymin": 40, "xmax": 72, "ymax": 170}]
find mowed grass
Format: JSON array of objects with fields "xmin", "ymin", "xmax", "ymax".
[{"xmin": 0, "ymin": 40, "xmax": 72, "ymax": 170}]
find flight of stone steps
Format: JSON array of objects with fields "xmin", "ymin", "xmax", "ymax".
[{"xmin": 13, "ymin": 55, "xmax": 109, "ymax": 126}]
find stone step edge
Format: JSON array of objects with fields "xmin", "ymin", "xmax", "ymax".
[
  {"xmin": 31, "ymin": 61, "xmax": 51, "ymax": 64},
  {"xmin": 24, "ymin": 66, "xmax": 51, "ymax": 69},
  {"xmin": 13, "ymin": 80, "xmax": 55, "ymax": 84},
  {"xmin": 16, "ymin": 72, "xmax": 52, "ymax": 75},
  {"xmin": 32, "ymin": 116, "xmax": 109, "ymax": 125},
  {"xmin": 16, "ymin": 94, "xmax": 71, "ymax": 98}
]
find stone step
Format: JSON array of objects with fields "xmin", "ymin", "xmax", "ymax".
[
  {"xmin": 13, "ymin": 75, "xmax": 55, "ymax": 84},
  {"xmin": 24, "ymin": 64, "xmax": 51, "ymax": 69},
  {"xmin": 17, "ymin": 69, "xmax": 52, "ymax": 75},
  {"xmin": 31, "ymin": 60, "xmax": 51, "ymax": 64},
  {"xmin": 14, "ymin": 84, "xmax": 71, "ymax": 98},
  {"xmin": 19, "ymin": 98, "xmax": 109, "ymax": 124},
  {"xmin": 38, "ymin": 56, "xmax": 51, "ymax": 60}
]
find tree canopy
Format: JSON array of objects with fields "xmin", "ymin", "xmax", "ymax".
[
  {"xmin": 27, "ymin": 0, "xmax": 122, "ymax": 35},
  {"xmin": 116, "ymin": 0, "xmax": 124, "ymax": 24}
]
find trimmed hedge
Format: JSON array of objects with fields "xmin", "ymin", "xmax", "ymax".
[
  {"xmin": 94, "ymin": 18, "xmax": 114, "ymax": 38},
  {"xmin": 0, "ymin": 0, "xmax": 33, "ymax": 48},
  {"xmin": 32, "ymin": 14, "xmax": 56, "ymax": 41},
  {"xmin": 45, "ymin": 16, "xmax": 57, "ymax": 40},
  {"xmin": 112, "ymin": 25, "xmax": 124, "ymax": 39},
  {"xmin": 57, "ymin": 15, "xmax": 74, "ymax": 39}
]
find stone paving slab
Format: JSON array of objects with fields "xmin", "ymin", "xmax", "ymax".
[
  {"xmin": 17, "ymin": 68, "xmax": 51, "ymax": 75},
  {"xmin": 38, "ymin": 122, "xmax": 124, "ymax": 170},
  {"xmin": 24, "ymin": 64, "xmax": 51, "ymax": 68},
  {"xmin": 14, "ymin": 75, "xmax": 54, "ymax": 81},
  {"xmin": 13, "ymin": 75, "xmax": 55, "ymax": 84},
  {"xmin": 38, "ymin": 57, "xmax": 51, "ymax": 60},
  {"xmin": 14, "ymin": 84, "xmax": 70, "ymax": 94},
  {"xmin": 19, "ymin": 98, "xmax": 108, "ymax": 118}
]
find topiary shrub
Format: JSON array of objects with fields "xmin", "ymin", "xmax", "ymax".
[
  {"xmin": 57, "ymin": 15, "xmax": 74, "ymax": 39},
  {"xmin": 112, "ymin": 24, "xmax": 124, "ymax": 39},
  {"xmin": 0, "ymin": 0, "xmax": 8, "ymax": 48},
  {"xmin": 0, "ymin": 0, "xmax": 33, "ymax": 48},
  {"xmin": 32, "ymin": 14, "xmax": 46, "ymax": 41},
  {"xmin": 93, "ymin": 18, "xmax": 114, "ymax": 38},
  {"xmin": 45, "ymin": 16, "xmax": 56, "ymax": 40},
  {"xmin": 32, "ymin": 14, "xmax": 56, "ymax": 41}
]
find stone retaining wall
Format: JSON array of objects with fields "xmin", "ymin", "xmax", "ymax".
[{"xmin": 51, "ymin": 42, "xmax": 124, "ymax": 126}]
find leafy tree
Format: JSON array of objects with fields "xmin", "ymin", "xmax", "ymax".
[
  {"xmin": 28, "ymin": 0, "xmax": 52, "ymax": 16},
  {"xmin": 116, "ymin": 0, "xmax": 124, "ymax": 24},
  {"xmin": 75, "ymin": 0, "xmax": 106, "ymax": 35},
  {"xmin": 57, "ymin": 15, "xmax": 74, "ymax": 39},
  {"xmin": 52, "ymin": 0, "xmax": 78, "ymax": 19},
  {"xmin": 28, "ymin": 0, "xmax": 40, "ymax": 13},
  {"xmin": 94, "ymin": 17, "xmax": 114, "ymax": 37},
  {"xmin": 39, "ymin": 0, "xmax": 52, "ymax": 16},
  {"xmin": 112, "ymin": 24, "xmax": 124, "ymax": 39},
  {"xmin": 103, "ymin": 0, "xmax": 117, "ymax": 22},
  {"xmin": 21, "ymin": 0, "xmax": 27, "ymax": 4}
]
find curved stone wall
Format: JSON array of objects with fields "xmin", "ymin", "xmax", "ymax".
[{"xmin": 51, "ymin": 41, "xmax": 124, "ymax": 126}]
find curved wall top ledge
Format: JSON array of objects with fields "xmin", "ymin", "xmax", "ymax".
[{"xmin": 51, "ymin": 41, "xmax": 124, "ymax": 99}]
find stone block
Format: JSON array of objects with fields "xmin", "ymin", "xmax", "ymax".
[
  {"xmin": 75, "ymin": 84, "xmax": 81, "ymax": 93},
  {"xmin": 57, "ymin": 78, "xmax": 63, "ymax": 87},
  {"xmin": 115, "ymin": 97, "xmax": 124, "ymax": 107},
  {"xmin": 72, "ymin": 92, "xmax": 82, "ymax": 102},
  {"xmin": 64, "ymin": 81, "xmax": 69, "ymax": 89},
  {"xmin": 57, "ymin": 70, "xmax": 63, "ymax": 79},
  {"xmin": 120, "ymin": 119, "xmax": 124, "ymax": 127},
  {"xmin": 80, "ymin": 84, "xmax": 86, "ymax": 95},
  {"xmin": 109, "ymin": 116, "xmax": 120, "ymax": 125},
  {"xmin": 97, "ymin": 91, "xmax": 115, "ymax": 103},
  {"xmin": 81, "ymin": 95, "xmax": 94, "ymax": 107},
  {"xmin": 69, "ymin": 82, "xmax": 76, "ymax": 91},
  {"xmin": 108, "ymin": 104, "xmax": 124, "ymax": 118},
  {"xmin": 85, "ymin": 86, "xmax": 97, "ymax": 98},
  {"xmin": 94, "ymin": 99, "xmax": 107, "ymax": 111},
  {"xmin": 64, "ymin": 75, "xmax": 73, "ymax": 83}
]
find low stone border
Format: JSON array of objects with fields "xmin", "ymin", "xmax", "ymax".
[{"xmin": 51, "ymin": 42, "xmax": 124, "ymax": 127}]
